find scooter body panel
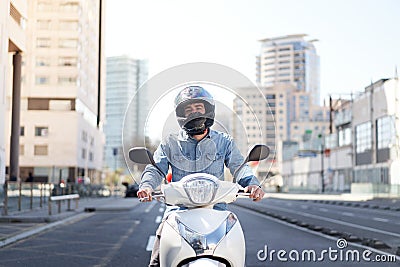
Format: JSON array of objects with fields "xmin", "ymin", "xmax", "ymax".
[{"xmin": 160, "ymin": 208, "xmax": 245, "ymax": 267}]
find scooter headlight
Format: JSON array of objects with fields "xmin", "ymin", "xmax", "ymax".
[
  {"xmin": 176, "ymin": 213, "xmax": 238, "ymax": 256},
  {"xmin": 183, "ymin": 177, "xmax": 218, "ymax": 205}
]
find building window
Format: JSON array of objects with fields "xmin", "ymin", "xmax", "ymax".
[
  {"xmin": 89, "ymin": 152, "xmax": 93, "ymax": 161},
  {"xmin": 20, "ymin": 145, "xmax": 24, "ymax": 156},
  {"xmin": 82, "ymin": 148, "xmax": 86, "ymax": 159},
  {"xmin": 35, "ymin": 127, "xmax": 48, "ymax": 137},
  {"xmin": 59, "ymin": 2, "xmax": 79, "ymax": 12},
  {"xmin": 35, "ymin": 76, "xmax": 49, "ymax": 85},
  {"xmin": 82, "ymin": 131, "xmax": 88, "ymax": 142},
  {"xmin": 377, "ymin": 116, "xmax": 394, "ymax": 149},
  {"xmin": 59, "ymin": 20, "xmax": 79, "ymax": 30},
  {"xmin": 36, "ymin": 38, "xmax": 51, "ymax": 48},
  {"xmin": 37, "ymin": 2, "xmax": 52, "ymax": 12},
  {"xmin": 34, "ymin": 145, "xmax": 48, "ymax": 156},
  {"xmin": 20, "ymin": 126, "xmax": 25, "ymax": 136},
  {"xmin": 37, "ymin": 19, "xmax": 51, "ymax": 30},
  {"xmin": 59, "ymin": 57, "xmax": 77, "ymax": 66},
  {"xmin": 59, "ymin": 39, "xmax": 78, "ymax": 49},
  {"xmin": 36, "ymin": 57, "xmax": 50, "ymax": 67},
  {"xmin": 58, "ymin": 76, "xmax": 77, "ymax": 85},
  {"xmin": 266, "ymin": 94, "xmax": 276, "ymax": 99},
  {"xmin": 338, "ymin": 127, "xmax": 352, "ymax": 146},
  {"xmin": 355, "ymin": 122, "xmax": 371, "ymax": 153}
]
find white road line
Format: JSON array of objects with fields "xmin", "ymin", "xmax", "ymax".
[
  {"xmin": 159, "ymin": 207, "xmax": 165, "ymax": 213},
  {"xmin": 145, "ymin": 202, "xmax": 157, "ymax": 213},
  {"xmin": 319, "ymin": 208, "xmax": 328, "ymax": 212},
  {"xmin": 155, "ymin": 216, "xmax": 162, "ymax": 224},
  {"xmin": 264, "ymin": 204, "xmax": 400, "ymax": 238},
  {"xmin": 237, "ymin": 206, "xmax": 400, "ymax": 262},
  {"xmin": 0, "ymin": 213, "xmax": 94, "ymax": 248},
  {"xmin": 146, "ymin": 235, "xmax": 156, "ymax": 251},
  {"xmin": 373, "ymin": 217, "xmax": 389, "ymax": 222},
  {"xmin": 342, "ymin": 212, "xmax": 354, "ymax": 217}
]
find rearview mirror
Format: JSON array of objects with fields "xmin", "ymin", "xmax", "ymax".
[
  {"xmin": 233, "ymin": 144, "xmax": 270, "ymax": 182},
  {"xmin": 246, "ymin": 144, "xmax": 270, "ymax": 162},
  {"xmin": 129, "ymin": 147, "xmax": 155, "ymax": 165},
  {"xmin": 128, "ymin": 147, "xmax": 166, "ymax": 180}
]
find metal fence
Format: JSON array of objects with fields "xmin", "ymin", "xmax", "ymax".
[{"xmin": 1, "ymin": 182, "xmax": 112, "ymax": 215}]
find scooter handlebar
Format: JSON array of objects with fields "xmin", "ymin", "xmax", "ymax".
[{"xmin": 139, "ymin": 191, "xmax": 164, "ymax": 202}]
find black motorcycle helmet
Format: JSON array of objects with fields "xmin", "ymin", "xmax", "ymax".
[{"xmin": 174, "ymin": 86, "xmax": 215, "ymax": 135}]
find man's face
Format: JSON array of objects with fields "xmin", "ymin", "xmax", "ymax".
[{"xmin": 184, "ymin": 102, "xmax": 205, "ymax": 117}]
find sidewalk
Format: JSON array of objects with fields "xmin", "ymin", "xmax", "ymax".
[{"xmin": 0, "ymin": 196, "xmax": 139, "ymax": 248}]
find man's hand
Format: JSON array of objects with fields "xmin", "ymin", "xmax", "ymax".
[
  {"xmin": 244, "ymin": 185, "xmax": 265, "ymax": 202},
  {"xmin": 137, "ymin": 187, "xmax": 153, "ymax": 202}
]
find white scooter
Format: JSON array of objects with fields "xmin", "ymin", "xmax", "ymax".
[{"xmin": 129, "ymin": 144, "xmax": 270, "ymax": 267}]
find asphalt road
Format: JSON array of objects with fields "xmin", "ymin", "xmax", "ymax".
[{"xmin": 0, "ymin": 199, "xmax": 398, "ymax": 267}]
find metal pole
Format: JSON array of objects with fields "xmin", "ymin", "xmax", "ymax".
[
  {"xmin": 30, "ymin": 182, "xmax": 33, "ymax": 209},
  {"xmin": 18, "ymin": 181, "xmax": 22, "ymax": 211},
  {"xmin": 321, "ymin": 143, "xmax": 325, "ymax": 193},
  {"xmin": 97, "ymin": 0, "xmax": 103, "ymax": 127}
]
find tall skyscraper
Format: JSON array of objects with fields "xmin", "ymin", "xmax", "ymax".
[
  {"xmin": 104, "ymin": 56, "xmax": 148, "ymax": 172},
  {"xmin": 256, "ymin": 34, "xmax": 320, "ymax": 105},
  {"xmin": 5, "ymin": 0, "xmax": 105, "ymax": 184}
]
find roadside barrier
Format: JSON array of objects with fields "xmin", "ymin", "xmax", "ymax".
[{"xmin": 49, "ymin": 194, "xmax": 80, "ymax": 215}]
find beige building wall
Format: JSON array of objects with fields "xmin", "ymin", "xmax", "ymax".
[
  {"xmin": 1, "ymin": 0, "xmax": 27, "ymax": 184},
  {"xmin": 233, "ymin": 83, "xmax": 296, "ymax": 177},
  {"xmin": 5, "ymin": 0, "xmax": 105, "ymax": 183}
]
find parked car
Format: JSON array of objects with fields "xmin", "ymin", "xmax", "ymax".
[{"xmin": 122, "ymin": 182, "xmax": 139, "ymax": 198}]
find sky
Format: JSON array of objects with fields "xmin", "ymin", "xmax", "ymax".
[{"xmin": 105, "ymin": 0, "xmax": 400, "ymax": 104}]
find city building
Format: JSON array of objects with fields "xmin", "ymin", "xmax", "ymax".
[
  {"xmin": 256, "ymin": 34, "xmax": 320, "ymax": 105},
  {"xmin": 233, "ymin": 83, "xmax": 329, "ymax": 180},
  {"xmin": 104, "ymin": 56, "xmax": 148, "ymax": 173},
  {"xmin": 4, "ymin": 0, "xmax": 105, "ymax": 184},
  {"xmin": 1, "ymin": 0, "xmax": 27, "ymax": 185},
  {"xmin": 282, "ymin": 78, "xmax": 400, "ymax": 196}
]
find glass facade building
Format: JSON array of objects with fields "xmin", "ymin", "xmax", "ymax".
[{"xmin": 104, "ymin": 56, "xmax": 148, "ymax": 173}]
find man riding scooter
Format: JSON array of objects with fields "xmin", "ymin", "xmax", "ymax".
[{"xmin": 137, "ymin": 85, "xmax": 265, "ymax": 267}]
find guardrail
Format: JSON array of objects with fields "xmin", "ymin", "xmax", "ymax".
[{"xmin": 49, "ymin": 194, "xmax": 80, "ymax": 215}]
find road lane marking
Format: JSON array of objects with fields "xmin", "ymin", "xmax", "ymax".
[
  {"xmin": 262, "ymin": 204, "xmax": 400, "ymax": 238},
  {"xmin": 342, "ymin": 212, "xmax": 354, "ymax": 217},
  {"xmin": 155, "ymin": 216, "xmax": 162, "ymax": 224},
  {"xmin": 235, "ymin": 205, "xmax": 400, "ymax": 262},
  {"xmin": 145, "ymin": 202, "xmax": 157, "ymax": 213},
  {"xmin": 319, "ymin": 208, "xmax": 328, "ymax": 212},
  {"xmin": 146, "ymin": 235, "xmax": 156, "ymax": 251},
  {"xmin": 0, "ymin": 213, "xmax": 94, "ymax": 248},
  {"xmin": 159, "ymin": 207, "xmax": 165, "ymax": 213},
  {"xmin": 95, "ymin": 220, "xmax": 140, "ymax": 267},
  {"xmin": 373, "ymin": 217, "xmax": 389, "ymax": 222}
]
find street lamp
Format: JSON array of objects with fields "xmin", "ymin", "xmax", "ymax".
[{"xmin": 318, "ymin": 134, "xmax": 325, "ymax": 193}]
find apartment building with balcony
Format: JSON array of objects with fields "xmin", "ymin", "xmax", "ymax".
[
  {"xmin": 257, "ymin": 34, "xmax": 320, "ymax": 105},
  {"xmin": 1, "ymin": 0, "xmax": 27, "ymax": 184},
  {"xmin": 4, "ymin": 0, "xmax": 105, "ymax": 184}
]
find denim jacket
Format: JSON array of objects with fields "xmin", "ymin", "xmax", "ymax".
[{"xmin": 140, "ymin": 129, "xmax": 260, "ymax": 191}]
